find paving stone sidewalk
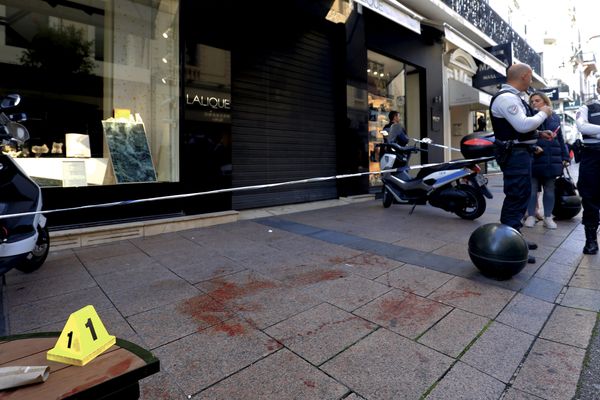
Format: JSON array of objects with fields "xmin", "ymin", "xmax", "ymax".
[{"xmin": 2, "ymin": 173, "xmax": 600, "ymax": 399}]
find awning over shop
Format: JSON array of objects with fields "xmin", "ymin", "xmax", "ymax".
[
  {"xmin": 354, "ymin": 0, "xmax": 423, "ymax": 34},
  {"xmin": 443, "ymin": 24, "xmax": 507, "ymax": 77},
  {"xmin": 449, "ymin": 79, "xmax": 491, "ymax": 108}
]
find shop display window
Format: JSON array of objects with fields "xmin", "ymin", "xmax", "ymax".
[
  {"xmin": 366, "ymin": 50, "xmax": 407, "ymax": 187},
  {"xmin": 0, "ymin": 1, "xmax": 180, "ymax": 187}
]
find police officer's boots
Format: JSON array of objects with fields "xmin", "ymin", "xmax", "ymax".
[{"xmin": 583, "ymin": 226, "xmax": 599, "ymax": 255}]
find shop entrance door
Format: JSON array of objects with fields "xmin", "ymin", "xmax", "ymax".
[{"xmin": 366, "ymin": 51, "xmax": 417, "ymax": 188}]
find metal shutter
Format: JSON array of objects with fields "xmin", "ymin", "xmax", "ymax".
[{"xmin": 231, "ymin": 23, "xmax": 338, "ymax": 209}]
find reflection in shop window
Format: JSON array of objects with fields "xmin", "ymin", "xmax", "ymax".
[
  {"xmin": 0, "ymin": 1, "xmax": 180, "ymax": 187},
  {"xmin": 366, "ymin": 50, "xmax": 407, "ymax": 187}
]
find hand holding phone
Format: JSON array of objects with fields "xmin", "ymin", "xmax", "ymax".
[{"xmin": 539, "ymin": 130, "xmax": 553, "ymax": 140}]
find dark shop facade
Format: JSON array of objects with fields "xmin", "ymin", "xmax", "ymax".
[{"xmin": 0, "ymin": 0, "xmax": 445, "ymax": 229}]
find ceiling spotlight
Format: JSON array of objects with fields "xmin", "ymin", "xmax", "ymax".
[{"xmin": 162, "ymin": 28, "xmax": 172, "ymax": 39}]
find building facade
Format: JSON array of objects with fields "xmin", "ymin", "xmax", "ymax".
[{"xmin": 0, "ymin": 0, "xmax": 541, "ymax": 229}]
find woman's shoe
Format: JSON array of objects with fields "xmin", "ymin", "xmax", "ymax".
[
  {"xmin": 535, "ymin": 213, "xmax": 544, "ymax": 221},
  {"xmin": 544, "ymin": 217, "xmax": 557, "ymax": 229},
  {"xmin": 524, "ymin": 216, "xmax": 537, "ymax": 228}
]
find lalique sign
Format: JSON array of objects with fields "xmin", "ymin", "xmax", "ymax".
[{"xmin": 185, "ymin": 94, "xmax": 231, "ymax": 110}]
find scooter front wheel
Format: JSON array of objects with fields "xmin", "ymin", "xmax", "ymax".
[
  {"xmin": 16, "ymin": 226, "xmax": 50, "ymax": 274},
  {"xmin": 454, "ymin": 184, "xmax": 486, "ymax": 220},
  {"xmin": 382, "ymin": 187, "xmax": 393, "ymax": 208}
]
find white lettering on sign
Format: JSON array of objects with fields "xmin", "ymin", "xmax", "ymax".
[
  {"xmin": 185, "ymin": 94, "xmax": 231, "ymax": 109},
  {"xmin": 364, "ymin": 0, "xmax": 383, "ymax": 11},
  {"xmin": 352, "ymin": 0, "xmax": 421, "ymax": 34}
]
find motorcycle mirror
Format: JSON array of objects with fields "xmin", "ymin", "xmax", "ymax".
[
  {"xmin": 6, "ymin": 122, "xmax": 29, "ymax": 143},
  {"xmin": 0, "ymin": 94, "xmax": 21, "ymax": 109}
]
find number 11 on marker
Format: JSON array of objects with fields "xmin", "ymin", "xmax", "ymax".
[{"xmin": 66, "ymin": 318, "xmax": 97, "ymax": 348}]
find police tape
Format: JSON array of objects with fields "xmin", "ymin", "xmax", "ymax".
[
  {"xmin": 0, "ymin": 157, "xmax": 491, "ymax": 221},
  {"xmin": 412, "ymin": 138, "xmax": 461, "ymax": 152}
]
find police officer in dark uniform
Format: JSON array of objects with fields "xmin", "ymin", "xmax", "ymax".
[
  {"xmin": 489, "ymin": 64, "xmax": 553, "ymax": 263},
  {"xmin": 576, "ymin": 78, "xmax": 600, "ymax": 254}
]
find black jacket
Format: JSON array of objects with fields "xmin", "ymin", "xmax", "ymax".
[{"xmin": 532, "ymin": 113, "xmax": 569, "ymax": 178}]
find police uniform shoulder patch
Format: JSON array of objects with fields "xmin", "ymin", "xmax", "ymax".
[{"xmin": 508, "ymin": 105, "xmax": 518, "ymax": 115}]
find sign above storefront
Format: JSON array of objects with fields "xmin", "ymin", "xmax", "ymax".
[
  {"xmin": 354, "ymin": 0, "xmax": 422, "ymax": 34},
  {"xmin": 538, "ymin": 87, "xmax": 559, "ymax": 101},
  {"xmin": 443, "ymin": 24, "xmax": 508, "ymax": 79},
  {"xmin": 472, "ymin": 42, "xmax": 512, "ymax": 91}
]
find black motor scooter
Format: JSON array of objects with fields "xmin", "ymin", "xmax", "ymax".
[
  {"xmin": 377, "ymin": 141, "xmax": 494, "ymax": 220},
  {"xmin": 0, "ymin": 94, "xmax": 49, "ymax": 275}
]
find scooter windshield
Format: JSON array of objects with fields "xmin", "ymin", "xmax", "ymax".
[
  {"xmin": 5, "ymin": 122, "xmax": 29, "ymax": 143},
  {"xmin": 0, "ymin": 112, "xmax": 29, "ymax": 144}
]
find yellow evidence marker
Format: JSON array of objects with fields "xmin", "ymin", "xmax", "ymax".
[{"xmin": 47, "ymin": 305, "xmax": 116, "ymax": 366}]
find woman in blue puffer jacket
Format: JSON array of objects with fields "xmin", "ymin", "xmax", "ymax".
[{"xmin": 524, "ymin": 92, "xmax": 570, "ymax": 229}]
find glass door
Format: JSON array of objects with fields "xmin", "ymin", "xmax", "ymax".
[{"xmin": 366, "ymin": 50, "xmax": 407, "ymax": 187}]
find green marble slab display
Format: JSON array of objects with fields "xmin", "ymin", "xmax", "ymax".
[{"xmin": 101, "ymin": 121, "xmax": 157, "ymax": 183}]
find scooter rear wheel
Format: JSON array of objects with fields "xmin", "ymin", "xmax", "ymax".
[
  {"xmin": 16, "ymin": 226, "xmax": 50, "ymax": 274},
  {"xmin": 382, "ymin": 187, "xmax": 393, "ymax": 208},
  {"xmin": 454, "ymin": 184, "xmax": 486, "ymax": 220}
]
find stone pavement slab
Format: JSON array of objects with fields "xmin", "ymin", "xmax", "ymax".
[
  {"xmin": 570, "ymin": 266, "xmax": 600, "ymax": 290},
  {"xmin": 460, "ymin": 322, "xmax": 535, "ymax": 383},
  {"xmin": 375, "ymin": 263, "xmax": 453, "ymax": 296},
  {"xmin": 539, "ymin": 305, "xmax": 597, "ymax": 349},
  {"xmin": 520, "ymin": 276, "xmax": 563, "ymax": 302},
  {"xmin": 154, "ymin": 318, "xmax": 281, "ymax": 395},
  {"xmin": 197, "ymin": 349, "xmax": 349, "ymax": 400},
  {"xmin": 301, "ymin": 274, "xmax": 391, "ymax": 312},
  {"xmin": 82, "ymin": 251, "xmax": 155, "ymax": 277},
  {"xmin": 126, "ymin": 294, "xmax": 233, "ymax": 348},
  {"xmin": 428, "ymin": 276, "xmax": 515, "ymax": 318},
  {"xmin": 321, "ymin": 329, "xmax": 453, "ymax": 400},
  {"xmin": 107, "ymin": 278, "xmax": 201, "ymax": 317},
  {"xmin": 418, "ymin": 308, "xmax": 489, "ymax": 358},
  {"xmin": 560, "ymin": 286, "xmax": 600, "ymax": 312},
  {"xmin": 495, "ymin": 293, "xmax": 555, "ymax": 335},
  {"xmin": 335, "ymin": 252, "xmax": 403, "ymax": 280},
  {"xmin": 354, "ymin": 289, "xmax": 452, "ymax": 339},
  {"xmin": 264, "ymin": 303, "xmax": 376, "ymax": 365},
  {"xmin": 426, "ymin": 361, "xmax": 505, "ymax": 400},
  {"xmin": 512, "ymin": 338, "xmax": 586, "ymax": 400},
  {"xmin": 8, "ymin": 286, "xmax": 114, "ymax": 332}
]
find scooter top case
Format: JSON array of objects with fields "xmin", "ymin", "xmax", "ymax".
[{"xmin": 460, "ymin": 132, "xmax": 495, "ymax": 159}]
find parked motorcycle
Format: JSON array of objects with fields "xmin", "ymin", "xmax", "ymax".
[
  {"xmin": 0, "ymin": 94, "xmax": 49, "ymax": 275},
  {"xmin": 377, "ymin": 141, "xmax": 494, "ymax": 220}
]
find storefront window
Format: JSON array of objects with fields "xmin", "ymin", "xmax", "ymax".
[
  {"xmin": 0, "ymin": 1, "xmax": 179, "ymax": 187},
  {"xmin": 366, "ymin": 50, "xmax": 406, "ymax": 187}
]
